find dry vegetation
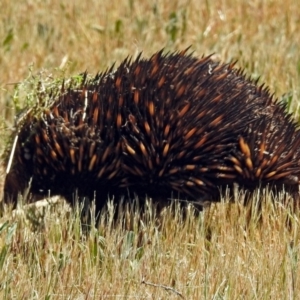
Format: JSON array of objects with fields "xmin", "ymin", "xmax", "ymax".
[{"xmin": 1, "ymin": 0, "xmax": 300, "ymax": 298}]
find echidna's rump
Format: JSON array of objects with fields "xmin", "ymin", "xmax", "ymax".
[{"xmin": 3, "ymin": 49, "xmax": 300, "ymax": 210}]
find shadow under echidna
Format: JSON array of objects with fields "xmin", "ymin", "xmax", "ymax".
[{"xmin": 2, "ymin": 49, "xmax": 300, "ymax": 214}]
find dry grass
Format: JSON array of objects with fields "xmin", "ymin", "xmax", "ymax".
[
  {"xmin": 1, "ymin": 0, "xmax": 300, "ymax": 298},
  {"xmin": 0, "ymin": 194, "xmax": 300, "ymax": 299}
]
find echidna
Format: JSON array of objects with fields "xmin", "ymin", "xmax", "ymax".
[{"xmin": 2, "ymin": 49, "xmax": 300, "ymax": 212}]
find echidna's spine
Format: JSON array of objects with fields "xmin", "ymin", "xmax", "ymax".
[{"xmin": 228, "ymin": 103, "xmax": 300, "ymax": 188}]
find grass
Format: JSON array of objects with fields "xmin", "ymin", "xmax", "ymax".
[
  {"xmin": 1, "ymin": 0, "xmax": 300, "ymax": 298},
  {"xmin": 0, "ymin": 193, "xmax": 299, "ymax": 298}
]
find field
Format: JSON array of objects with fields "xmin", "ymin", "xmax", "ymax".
[{"xmin": 1, "ymin": 0, "xmax": 300, "ymax": 298}]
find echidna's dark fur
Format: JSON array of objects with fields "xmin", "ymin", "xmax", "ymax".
[{"xmin": 3, "ymin": 49, "xmax": 300, "ymax": 211}]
